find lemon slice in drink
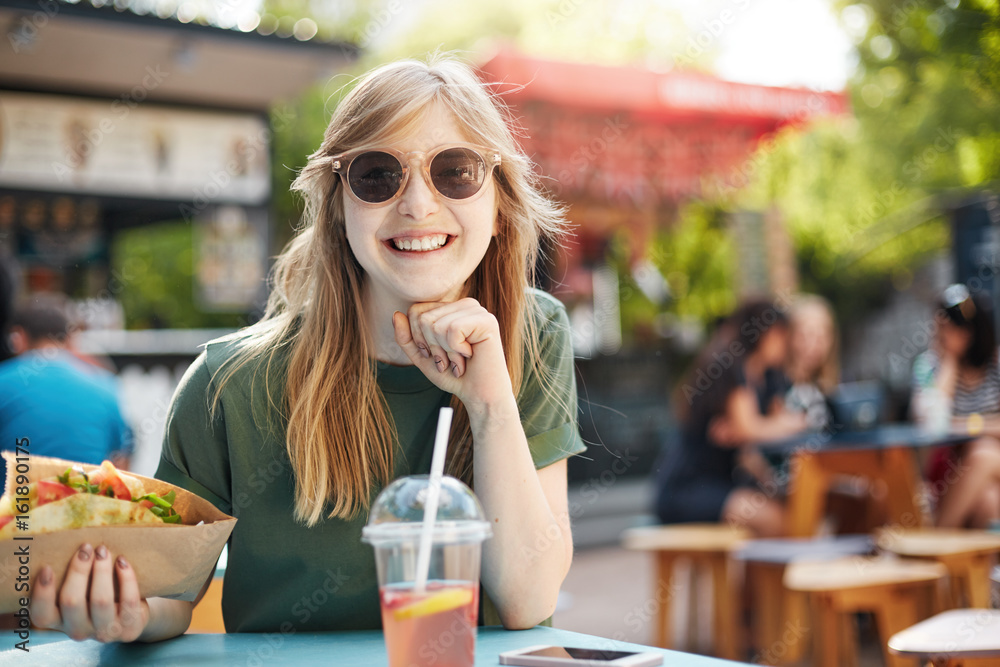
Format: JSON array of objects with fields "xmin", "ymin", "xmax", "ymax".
[{"xmin": 393, "ymin": 588, "xmax": 474, "ymax": 621}]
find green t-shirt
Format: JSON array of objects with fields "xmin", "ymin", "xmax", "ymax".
[{"xmin": 156, "ymin": 289, "xmax": 586, "ymax": 632}]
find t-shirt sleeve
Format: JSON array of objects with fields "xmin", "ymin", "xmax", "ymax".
[
  {"xmin": 156, "ymin": 351, "xmax": 233, "ymax": 515},
  {"xmin": 518, "ymin": 290, "xmax": 588, "ymax": 470}
]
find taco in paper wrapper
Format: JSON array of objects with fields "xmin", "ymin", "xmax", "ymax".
[{"xmin": 0, "ymin": 453, "xmax": 236, "ymax": 613}]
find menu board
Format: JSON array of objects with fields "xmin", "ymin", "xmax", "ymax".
[{"xmin": 0, "ymin": 91, "xmax": 270, "ymax": 204}]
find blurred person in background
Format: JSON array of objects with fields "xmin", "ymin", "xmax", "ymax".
[
  {"xmin": 656, "ymin": 300, "xmax": 808, "ymax": 537},
  {"xmin": 912, "ymin": 284, "xmax": 1000, "ymax": 529},
  {"xmin": 784, "ymin": 294, "xmax": 838, "ymax": 430},
  {"xmin": 0, "ymin": 294, "xmax": 132, "ymax": 492},
  {"xmin": 785, "ymin": 294, "xmax": 879, "ymax": 533}
]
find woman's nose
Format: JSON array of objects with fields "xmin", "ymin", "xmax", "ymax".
[{"xmin": 397, "ymin": 167, "xmax": 440, "ymax": 219}]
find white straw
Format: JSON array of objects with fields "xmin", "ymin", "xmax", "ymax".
[{"xmin": 414, "ymin": 406, "xmax": 453, "ymax": 594}]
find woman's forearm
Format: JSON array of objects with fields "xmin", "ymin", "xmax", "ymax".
[{"xmin": 468, "ymin": 394, "xmax": 572, "ymax": 630}]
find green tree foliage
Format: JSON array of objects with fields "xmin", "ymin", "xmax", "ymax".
[
  {"xmin": 726, "ymin": 0, "xmax": 998, "ymax": 328},
  {"xmin": 112, "ymin": 222, "xmax": 246, "ymax": 329}
]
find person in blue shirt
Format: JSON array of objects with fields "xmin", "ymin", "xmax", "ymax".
[{"xmin": 0, "ymin": 294, "xmax": 131, "ymax": 491}]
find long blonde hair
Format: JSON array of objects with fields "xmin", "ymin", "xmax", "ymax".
[
  {"xmin": 214, "ymin": 56, "xmax": 568, "ymax": 526},
  {"xmin": 788, "ymin": 294, "xmax": 840, "ymax": 393}
]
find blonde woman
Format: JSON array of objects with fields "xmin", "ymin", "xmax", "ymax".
[
  {"xmin": 30, "ymin": 57, "xmax": 586, "ymax": 641},
  {"xmin": 785, "ymin": 294, "xmax": 839, "ymax": 430}
]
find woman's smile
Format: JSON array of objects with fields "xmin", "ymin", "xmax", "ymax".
[{"xmin": 386, "ymin": 233, "xmax": 454, "ymax": 253}]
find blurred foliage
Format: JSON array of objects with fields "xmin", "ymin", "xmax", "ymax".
[
  {"xmin": 723, "ymin": 0, "xmax": 1000, "ymax": 330},
  {"xmin": 112, "ymin": 222, "xmax": 246, "ymax": 330}
]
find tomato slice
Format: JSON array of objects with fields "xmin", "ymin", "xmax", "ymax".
[
  {"xmin": 36, "ymin": 480, "xmax": 78, "ymax": 506},
  {"xmin": 104, "ymin": 474, "xmax": 132, "ymax": 501},
  {"xmin": 90, "ymin": 462, "xmax": 132, "ymax": 500},
  {"xmin": 138, "ymin": 499, "xmax": 154, "ymax": 510}
]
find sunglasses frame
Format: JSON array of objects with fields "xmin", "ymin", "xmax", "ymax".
[{"xmin": 331, "ymin": 143, "xmax": 502, "ymax": 207}]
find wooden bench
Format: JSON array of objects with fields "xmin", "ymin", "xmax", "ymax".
[
  {"xmin": 621, "ymin": 523, "xmax": 749, "ymax": 660},
  {"xmin": 785, "ymin": 556, "xmax": 946, "ymax": 667},
  {"xmin": 877, "ymin": 528, "xmax": 1000, "ymax": 609},
  {"xmin": 733, "ymin": 534, "xmax": 874, "ymax": 664}
]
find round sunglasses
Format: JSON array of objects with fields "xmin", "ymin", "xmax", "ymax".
[{"xmin": 331, "ymin": 144, "xmax": 501, "ymax": 206}]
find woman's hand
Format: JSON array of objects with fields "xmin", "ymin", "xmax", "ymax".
[
  {"xmin": 31, "ymin": 543, "xmax": 150, "ymax": 642},
  {"xmin": 392, "ymin": 298, "xmax": 512, "ymax": 408}
]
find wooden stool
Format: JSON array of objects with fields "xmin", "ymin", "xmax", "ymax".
[
  {"xmin": 877, "ymin": 528, "xmax": 1000, "ymax": 609},
  {"xmin": 785, "ymin": 556, "xmax": 947, "ymax": 667},
  {"xmin": 889, "ymin": 609, "xmax": 1000, "ymax": 666},
  {"xmin": 734, "ymin": 534, "xmax": 874, "ymax": 665},
  {"xmin": 621, "ymin": 523, "xmax": 749, "ymax": 660}
]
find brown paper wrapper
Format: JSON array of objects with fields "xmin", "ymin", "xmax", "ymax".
[{"xmin": 0, "ymin": 453, "xmax": 236, "ymax": 613}]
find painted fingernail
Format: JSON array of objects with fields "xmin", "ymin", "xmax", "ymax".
[
  {"xmin": 451, "ymin": 363, "xmax": 461, "ymax": 378},
  {"xmin": 78, "ymin": 544, "xmax": 93, "ymax": 561},
  {"xmin": 95, "ymin": 545, "xmax": 108, "ymax": 560},
  {"xmin": 435, "ymin": 357, "xmax": 447, "ymax": 371},
  {"xmin": 116, "ymin": 557, "xmax": 129, "ymax": 570},
  {"xmin": 418, "ymin": 344, "xmax": 430, "ymax": 359},
  {"xmin": 39, "ymin": 566, "xmax": 53, "ymax": 586}
]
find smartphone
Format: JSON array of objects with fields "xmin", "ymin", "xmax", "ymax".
[{"xmin": 499, "ymin": 645, "xmax": 663, "ymax": 667}]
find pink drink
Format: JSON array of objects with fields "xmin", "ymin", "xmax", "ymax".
[{"xmin": 380, "ymin": 581, "xmax": 479, "ymax": 667}]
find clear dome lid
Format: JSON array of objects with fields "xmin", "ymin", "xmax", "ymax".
[{"xmin": 362, "ymin": 475, "xmax": 492, "ymax": 546}]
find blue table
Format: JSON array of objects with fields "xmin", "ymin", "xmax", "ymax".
[
  {"xmin": 758, "ymin": 423, "xmax": 970, "ymax": 454},
  {"xmin": 3, "ymin": 626, "xmax": 748, "ymax": 665},
  {"xmin": 759, "ymin": 424, "xmax": 972, "ymax": 537}
]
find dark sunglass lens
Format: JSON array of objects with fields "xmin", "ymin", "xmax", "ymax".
[
  {"xmin": 348, "ymin": 152, "xmax": 403, "ymax": 203},
  {"xmin": 430, "ymin": 148, "xmax": 487, "ymax": 200}
]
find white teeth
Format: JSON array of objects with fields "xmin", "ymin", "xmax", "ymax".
[{"xmin": 393, "ymin": 235, "xmax": 447, "ymax": 252}]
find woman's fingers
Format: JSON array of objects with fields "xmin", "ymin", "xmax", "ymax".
[
  {"xmin": 29, "ymin": 545, "xmax": 149, "ymax": 644},
  {"xmin": 29, "ymin": 565, "xmax": 61, "ymax": 630},
  {"xmin": 58, "ymin": 544, "xmax": 96, "ymax": 640},
  {"xmin": 89, "ymin": 545, "xmax": 117, "ymax": 642},
  {"xmin": 406, "ymin": 300, "xmax": 490, "ymax": 376},
  {"xmin": 426, "ymin": 309, "xmax": 478, "ymax": 377},
  {"xmin": 406, "ymin": 304, "xmax": 451, "ymax": 373},
  {"xmin": 115, "ymin": 557, "xmax": 148, "ymax": 642}
]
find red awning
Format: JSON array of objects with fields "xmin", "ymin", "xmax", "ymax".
[
  {"xmin": 479, "ymin": 49, "xmax": 849, "ymax": 126},
  {"xmin": 477, "ymin": 50, "xmax": 850, "ymax": 207}
]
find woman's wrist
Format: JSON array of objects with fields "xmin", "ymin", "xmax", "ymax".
[{"xmin": 464, "ymin": 391, "xmax": 520, "ymax": 440}]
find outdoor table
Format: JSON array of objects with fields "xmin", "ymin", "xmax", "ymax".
[
  {"xmin": 2, "ymin": 626, "xmax": 750, "ymax": 665},
  {"xmin": 759, "ymin": 424, "xmax": 971, "ymax": 537},
  {"xmin": 888, "ymin": 608, "xmax": 1000, "ymax": 665}
]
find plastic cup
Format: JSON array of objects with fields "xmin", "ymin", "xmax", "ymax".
[{"xmin": 363, "ymin": 475, "xmax": 492, "ymax": 667}]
